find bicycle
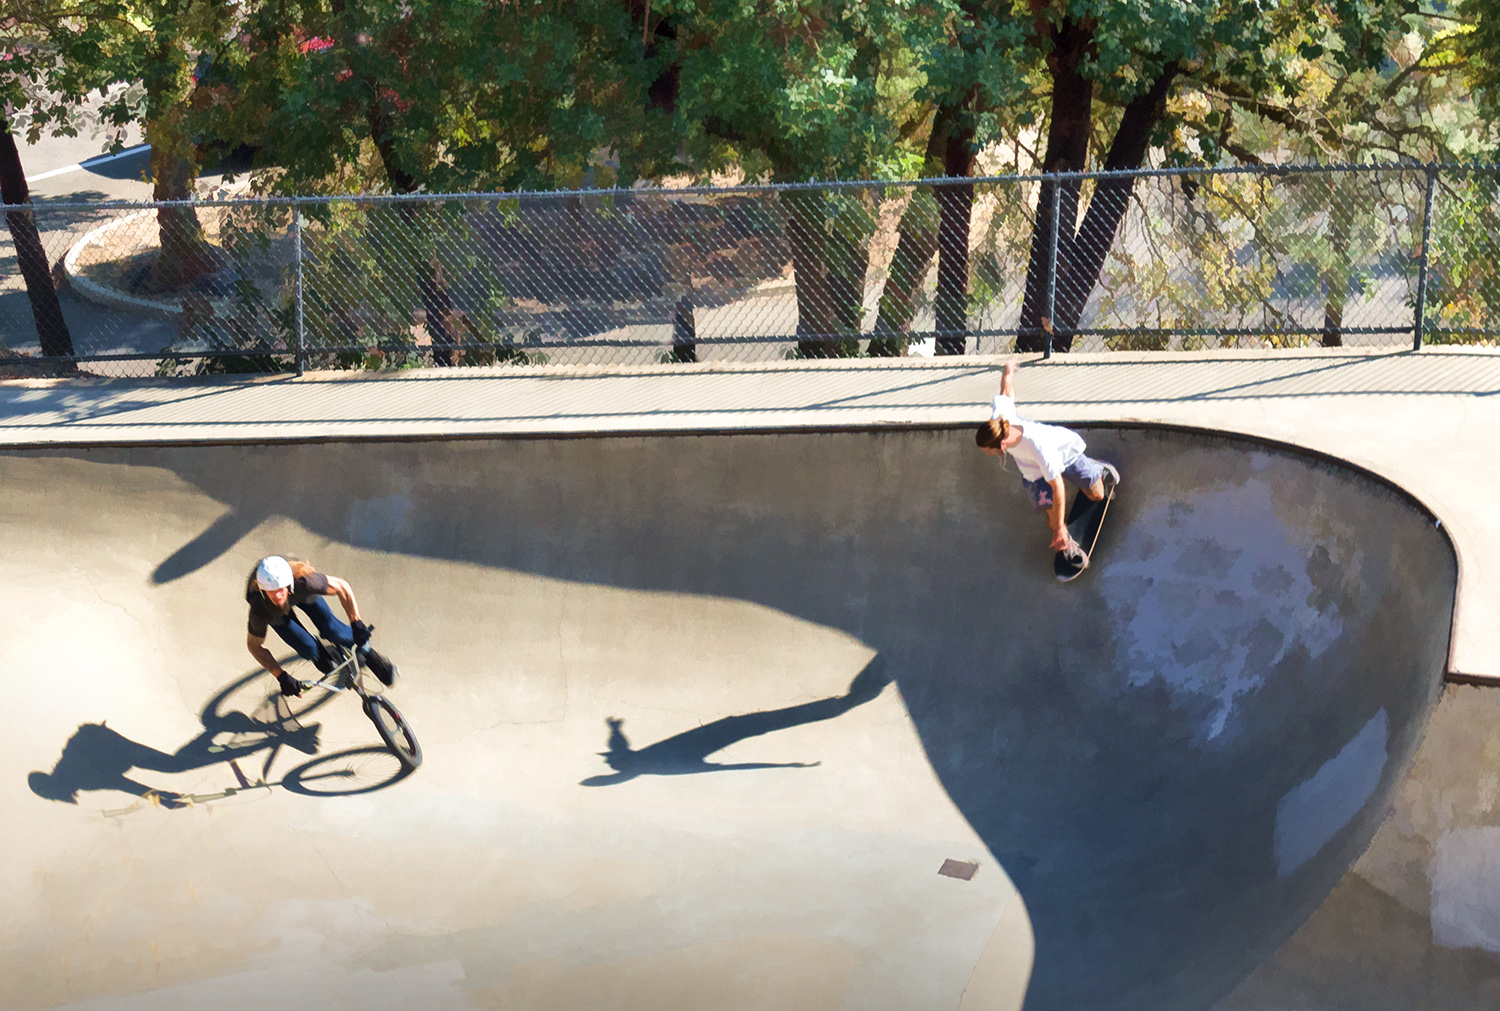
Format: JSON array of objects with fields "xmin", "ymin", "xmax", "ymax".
[{"xmin": 290, "ymin": 638, "xmax": 423, "ymax": 771}]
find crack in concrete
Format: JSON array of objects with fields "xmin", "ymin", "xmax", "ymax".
[{"xmin": 82, "ymin": 567, "xmax": 148, "ymax": 626}]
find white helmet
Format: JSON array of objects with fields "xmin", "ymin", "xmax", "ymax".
[{"xmin": 255, "ymin": 555, "xmax": 294, "ymax": 591}]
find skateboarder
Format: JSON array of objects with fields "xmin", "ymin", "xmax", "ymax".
[{"xmin": 976, "ymin": 361, "xmax": 1118, "ymax": 562}]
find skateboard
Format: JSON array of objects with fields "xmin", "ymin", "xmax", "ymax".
[{"xmin": 1053, "ymin": 474, "xmax": 1117, "ymax": 582}]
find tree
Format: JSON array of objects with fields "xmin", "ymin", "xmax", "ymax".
[
  {"xmin": 649, "ymin": 3, "xmax": 1053, "ymax": 361},
  {"xmin": 16, "ymin": 1, "xmax": 237, "ymax": 291},
  {"xmin": 211, "ymin": 1, "xmax": 663, "ymax": 194},
  {"xmin": 1456, "ymin": 0, "xmax": 1500, "ymax": 124},
  {"xmin": 0, "ymin": 14, "xmax": 75, "ymax": 362},
  {"xmin": 201, "ymin": 1, "xmax": 667, "ymax": 364},
  {"xmin": 887, "ymin": 2, "xmax": 1029, "ymax": 355},
  {"xmin": 989, "ymin": 0, "xmax": 1420, "ymax": 353},
  {"xmin": 1169, "ymin": 3, "xmax": 1491, "ymax": 346},
  {"xmin": 657, "ymin": 3, "xmax": 891, "ymax": 356}
]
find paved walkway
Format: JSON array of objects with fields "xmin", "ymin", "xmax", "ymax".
[{"xmin": 2, "ymin": 345, "xmax": 1496, "ymax": 677}]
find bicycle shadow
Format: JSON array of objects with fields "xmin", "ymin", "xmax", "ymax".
[
  {"xmin": 28, "ymin": 667, "xmax": 411, "ymax": 809},
  {"xmin": 580, "ymin": 656, "xmax": 889, "ymax": 786}
]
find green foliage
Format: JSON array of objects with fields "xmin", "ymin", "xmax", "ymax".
[
  {"xmin": 18, "ymin": 1, "xmax": 1500, "ymax": 368},
  {"xmin": 1456, "ymin": 0, "xmax": 1500, "ymax": 127},
  {"xmin": 1184, "ymin": 3, "xmax": 1495, "ymax": 165},
  {"xmin": 206, "ymin": 1, "xmax": 668, "ymax": 195},
  {"xmin": 1425, "ymin": 170, "xmax": 1500, "ymax": 344},
  {"xmin": 663, "ymin": 2, "xmax": 946, "ymax": 182},
  {"xmin": 6, "ymin": 2, "xmax": 235, "ymax": 157}
]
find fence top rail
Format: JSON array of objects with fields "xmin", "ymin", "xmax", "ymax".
[{"xmin": 10, "ymin": 161, "xmax": 1500, "ymax": 215}]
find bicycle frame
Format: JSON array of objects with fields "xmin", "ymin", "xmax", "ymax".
[
  {"xmin": 295, "ymin": 644, "xmax": 372, "ymax": 698},
  {"xmin": 282, "ymin": 639, "xmax": 423, "ymax": 772}
]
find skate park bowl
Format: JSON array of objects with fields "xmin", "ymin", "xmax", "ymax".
[{"xmin": 0, "ymin": 423, "xmax": 1456, "ymax": 1011}]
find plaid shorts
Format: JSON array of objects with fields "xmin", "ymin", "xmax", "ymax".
[{"xmin": 1020, "ymin": 454, "xmax": 1110, "ymax": 509}]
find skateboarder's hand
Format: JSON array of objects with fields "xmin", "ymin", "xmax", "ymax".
[
  {"xmin": 277, "ymin": 670, "xmax": 303, "ymax": 698},
  {"xmin": 1050, "ymin": 528, "xmax": 1079, "ymax": 554}
]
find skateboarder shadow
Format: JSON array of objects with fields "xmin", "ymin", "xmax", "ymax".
[{"xmin": 580, "ymin": 656, "xmax": 889, "ymax": 787}]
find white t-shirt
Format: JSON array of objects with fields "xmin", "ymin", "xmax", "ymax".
[{"xmin": 990, "ymin": 394, "xmax": 1086, "ymax": 482}]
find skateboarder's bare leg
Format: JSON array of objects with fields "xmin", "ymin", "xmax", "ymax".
[{"xmin": 1079, "ymin": 461, "xmax": 1120, "ymax": 501}]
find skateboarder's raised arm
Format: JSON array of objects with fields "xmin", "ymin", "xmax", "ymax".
[
  {"xmin": 1046, "ymin": 476, "xmax": 1072, "ymax": 552},
  {"xmin": 1000, "ymin": 361, "xmax": 1016, "ymax": 400}
]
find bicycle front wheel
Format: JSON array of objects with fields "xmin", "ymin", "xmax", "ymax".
[{"xmin": 362, "ymin": 695, "xmax": 423, "ymax": 770}]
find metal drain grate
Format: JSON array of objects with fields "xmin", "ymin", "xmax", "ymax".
[{"xmin": 938, "ymin": 858, "xmax": 979, "ymax": 881}]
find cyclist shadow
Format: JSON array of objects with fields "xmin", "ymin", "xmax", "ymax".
[
  {"xmin": 28, "ymin": 667, "xmax": 408, "ymax": 809},
  {"xmin": 580, "ymin": 655, "xmax": 890, "ymax": 787}
]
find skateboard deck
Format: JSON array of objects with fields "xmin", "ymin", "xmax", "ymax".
[{"xmin": 1053, "ymin": 478, "xmax": 1116, "ymax": 582}]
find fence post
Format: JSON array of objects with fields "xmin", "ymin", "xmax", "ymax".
[
  {"xmin": 292, "ymin": 202, "xmax": 306, "ymax": 376},
  {"xmin": 1413, "ymin": 164, "xmax": 1438, "ymax": 352},
  {"xmin": 1043, "ymin": 175, "xmax": 1061, "ymax": 359}
]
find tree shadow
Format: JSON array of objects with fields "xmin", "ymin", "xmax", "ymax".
[
  {"xmin": 581, "ymin": 655, "xmax": 889, "ymax": 786},
  {"xmin": 28, "ymin": 666, "xmax": 406, "ymax": 808}
]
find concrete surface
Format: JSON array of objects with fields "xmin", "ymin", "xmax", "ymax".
[
  {"xmin": 0, "ymin": 419, "xmax": 1457, "ymax": 1011},
  {"xmin": 1214, "ymin": 682, "xmax": 1500, "ymax": 1010},
  {"xmin": 1, "ymin": 348, "xmax": 1498, "ymax": 1009}
]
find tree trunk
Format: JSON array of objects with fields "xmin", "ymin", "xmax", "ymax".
[
  {"xmin": 869, "ymin": 189, "xmax": 939, "ymax": 356},
  {"xmin": 786, "ymin": 188, "xmax": 840, "ymax": 358},
  {"xmin": 824, "ymin": 194, "xmax": 871, "ymax": 344},
  {"xmin": 144, "ymin": 39, "xmax": 215, "ymax": 293},
  {"xmin": 0, "ymin": 122, "xmax": 75, "ymax": 361},
  {"xmin": 366, "ymin": 102, "xmax": 456, "ymax": 366},
  {"xmin": 933, "ymin": 96, "xmax": 978, "ymax": 355},
  {"xmin": 1049, "ymin": 63, "xmax": 1180, "ymax": 350},
  {"xmin": 671, "ymin": 295, "xmax": 697, "ymax": 362},
  {"xmin": 1321, "ymin": 174, "xmax": 1351, "ymax": 347},
  {"xmin": 870, "ymin": 108, "xmax": 953, "ymax": 356},
  {"xmin": 933, "ymin": 182, "xmax": 973, "ymax": 354},
  {"xmin": 149, "ymin": 141, "xmax": 213, "ymax": 290},
  {"xmin": 1015, "ymin": 18, "xmax": 1095, "ymax": 352}
]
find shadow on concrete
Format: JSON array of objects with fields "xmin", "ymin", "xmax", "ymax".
[
  {"xmin": 28, "ymin": 717, "xmax": 314, "ymax": 808},
  {"xmin": 152, "ymin": 509, "xmax": 263, "ymax": 584},
  {"xmin": 581, "ymin": 656, "xmax": 889, "ymax": 786},
  {"xmin": 28, "ymin": 668, "xmax": 409, "ymax": 808}
]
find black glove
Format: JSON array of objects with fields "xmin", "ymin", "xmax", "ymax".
[
  {"xmin": 351, "ymin": 619, "xmax": 373, "ymax": 647},
  {"xmin": 277, "ymin": 671, "xmax": 304, "ymax": 698}
]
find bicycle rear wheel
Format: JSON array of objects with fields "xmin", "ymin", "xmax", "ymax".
[{"xmin": 362, "ymin": 695, "xmax": 423, "ymax": 770}]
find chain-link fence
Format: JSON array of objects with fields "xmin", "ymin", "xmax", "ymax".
[{"xmin": 2, "ymin": 164, "xmax": 1497, "ymax": 378}]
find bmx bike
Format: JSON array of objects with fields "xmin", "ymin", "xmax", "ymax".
[{"xmin": 291, "ymin": 641, "xmax": 423, "ymax": 771}]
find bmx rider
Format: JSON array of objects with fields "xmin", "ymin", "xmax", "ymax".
[{"xmin": 246, "ymin": 555, "xmax": 398, "ymax": 697}]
